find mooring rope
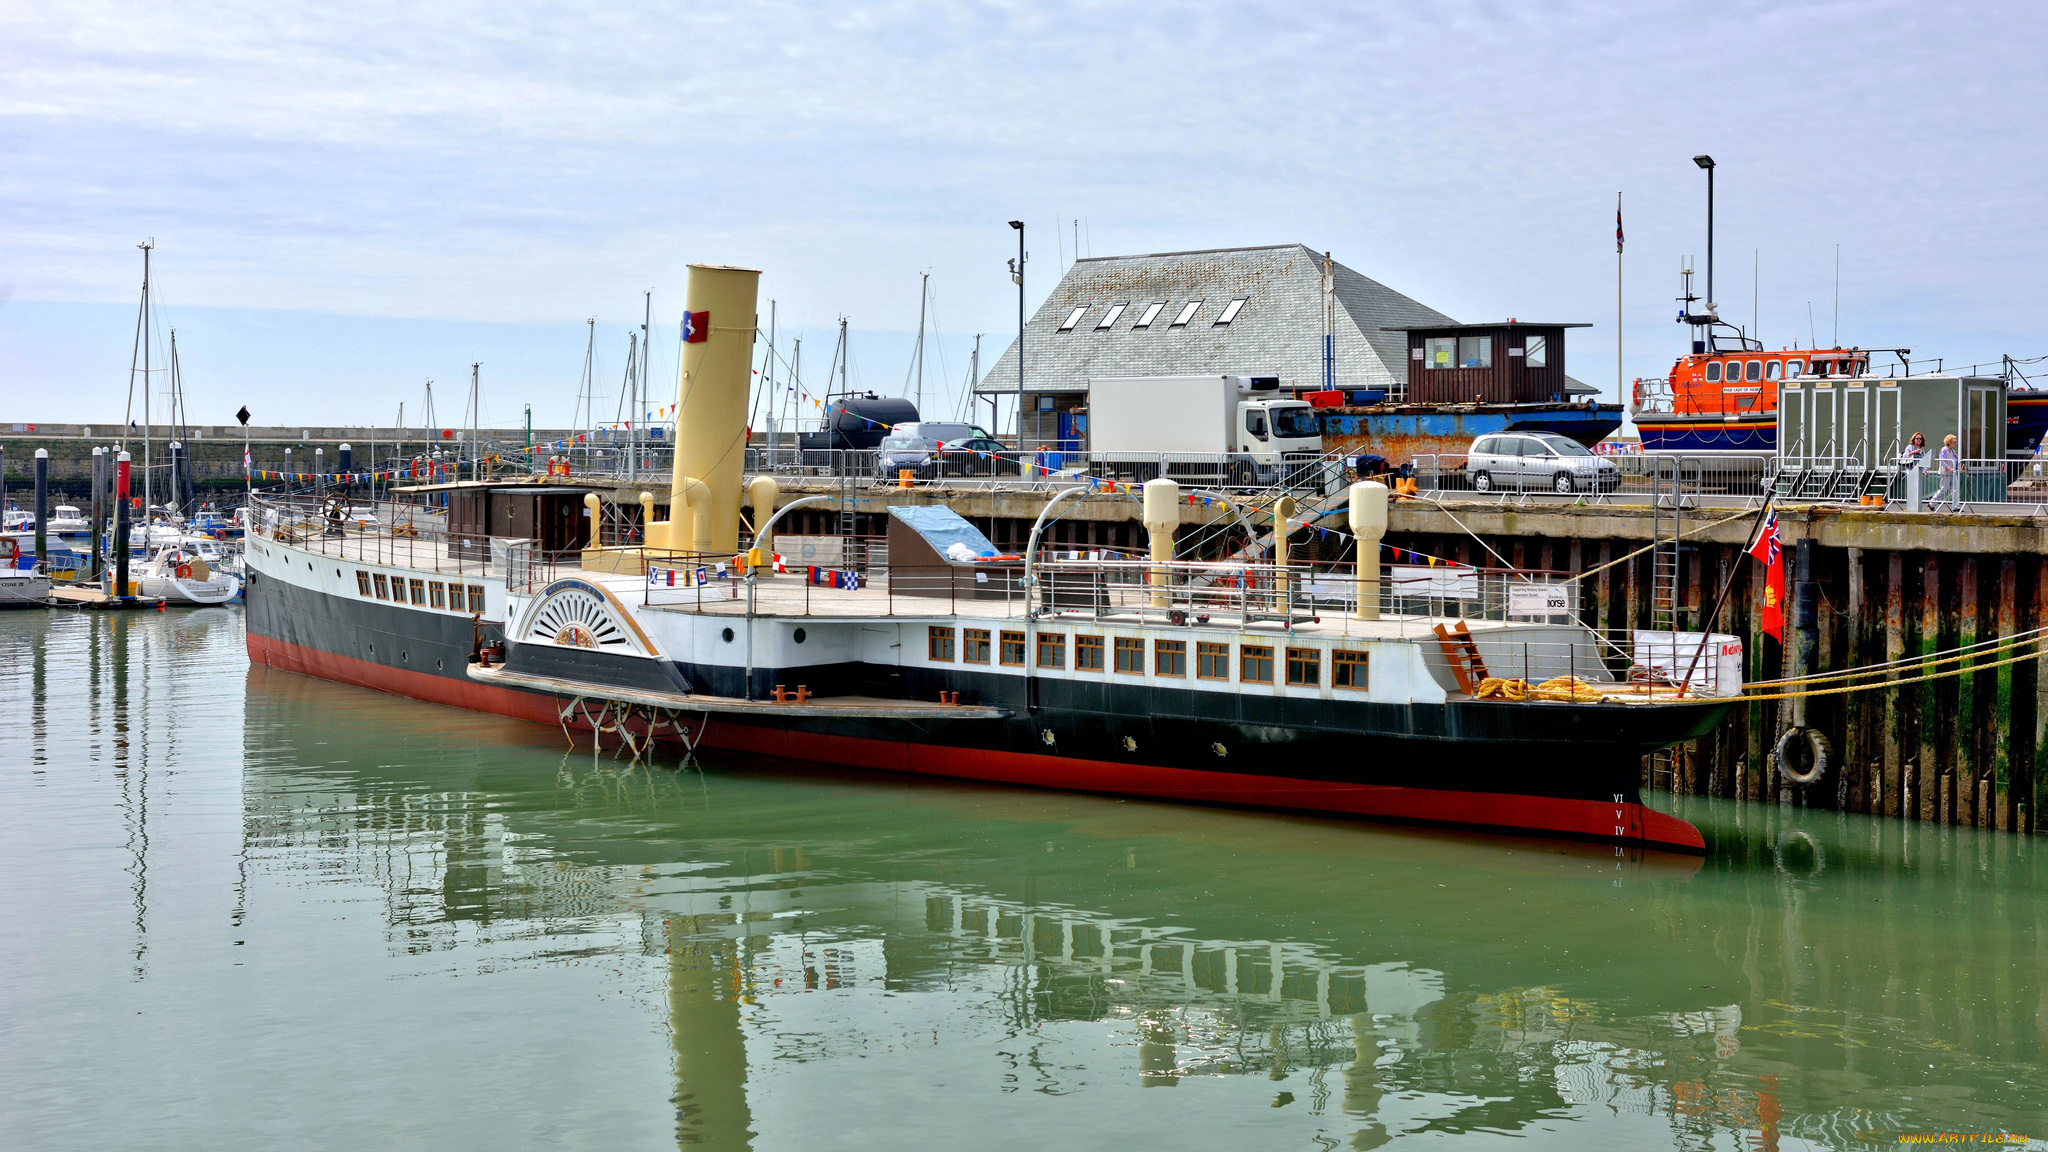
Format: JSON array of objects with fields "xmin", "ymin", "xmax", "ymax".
[
  {"xmin": 1738, "ymin": 637, "xmax": 2045, "ymax": 702},
  {"xmin": 1742, "ymin": 625, "xmax": 2048, "ymax": 689}
]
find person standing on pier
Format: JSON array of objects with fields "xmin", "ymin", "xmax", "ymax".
[{"xmin": 1934, "ymin": 434, "xmax": 1961, "ymax": 511}]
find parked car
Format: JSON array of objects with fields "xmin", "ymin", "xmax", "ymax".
[
  {"xmin": 930, "ymin": 437, "xmax": 1026, "ymax": 478},
  {"xmin": 1465, "ymin": 432, "xmax": 1621, "ymax": 493},
  {"xmin": 877, "ymin": 434, "xmax": 935, "ymax": 477}
]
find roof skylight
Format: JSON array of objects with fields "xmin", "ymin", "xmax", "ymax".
[
  {"xmin": 1214, "ymin": 298, "xmax": 1248, "ymax": 326},
  {"xmin": 1132, "ymin": 302, "xmax": 1166, "ymax": 329},
  {"xmin": 1057, "ymin": 306, "xmax": 1088, "ymax": 332},
  {"xmin": 1169, "ymin": 300, "xmax": 1203, "ymax": 327},
  {"xmin": 1095, "ymin": 303, "xmax": 1128, "ymax": 329}
]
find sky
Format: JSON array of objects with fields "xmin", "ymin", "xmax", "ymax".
[{"xmin": 3, "ymin": 0, "xmax": 2045, "ymax": 431}]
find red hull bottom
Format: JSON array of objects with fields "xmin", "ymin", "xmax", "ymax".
[{"xmin": 248, "ymin": 632, "xmax": 1706, "ymax": 853}]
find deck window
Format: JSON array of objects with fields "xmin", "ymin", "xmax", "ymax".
[
  {"xmin": 356, "ymin": 570, "xmax": 371, "ymax": 596},
  {"xmin": 1426, "ymin": 336, "xmax": 1456, "ymax": 369},
  {"xmin": 1786, "ymin": 359, "xmax": 1805, "ymax": 377},
  {"xmin": 429, "ymin": 581, "xmax": 447, "ymax": 609},
  {"xmin": 1334, "ymin": 650, "xmax": 1369, "ymax": 689},
  {"xmin": 1214, "ymin": 298, "xmax": 1247, "ymax": 326},
  {"xmin": 1132, "ymin": 302, "xmax": 1166, "ymax": 330},
  {"xmin": 1240, "ymin": 644, "xmax": 1274, "ymax": 684},
  {"xmin": 928, "ymin": 625, "xmax": 956, "ymax": 662},
  {"xmin": 408, "ymin": 578, "xmax": 426, "ymax": 605},
  {"xmin": 963, "ymin": 628, "xmax": 991, "ymax": 664},
  {"xmin": 1705, "ymin": 361, "xmax": 1722, "ymax": 383},
  {"xmin": 1154, "ymin": 639, "xmax": 1186, "ymax": 677},
  {"xmin": 1001, "ymin": 630, "xmax": 1026, "ymax": 666},
  {"xmin": 373, "ymin": 573, "xmax": 389, "ymax": 600},
  {"xmin": 1765, "ymin": 360, "xmax": 1783, "ymax": 381},
  {"xmin": 1075, "ymin": 635, "xmax": 1105, "ymax": 672},
  {"xmin": 1458, "ymin": 335, "xmax": 1491, "ymax": 369},
  {"xmin": 1170, "ymin": 300, "xmax": 1203, "ymax": 327},
  {"xmin": 1524, "ymin": 333, "xmax": 1547, "ymax": 368},
  {"xmin": 1196, "ymin": 642, "xmax": 1230, "ymax": 680},
  {"xmin": 468, "ymin": 585, "xmax": 486, "ymax": 613},
  {"xmin": 1057, "ymin": 306, "xmax": 1088, "ymax": 332},
  {"xmin": 1285, "ymin": 647, "xmax": 1320, "ymax": 687},
  {"xmin": 1037, "ymin": 632, "xmax": 1066, "ymax": 669},
  {"xmin": 1114, "ymin": 637, "xmax": 1145, "ymax": 674},
  {"xmin": 1745, "ymin": 359, "xmax": 1763, "ymax": 382}
]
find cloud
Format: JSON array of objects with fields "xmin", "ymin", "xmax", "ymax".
[{"xmin": 2, "ymin": 0, "xmax": 2044, "ymax": 419}]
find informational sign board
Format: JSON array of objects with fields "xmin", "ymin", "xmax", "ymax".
[{"xmin": 1507, "ymin": 583, "xmax": 1574, "ymax": 618}]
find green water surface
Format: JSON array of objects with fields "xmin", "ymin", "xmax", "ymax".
[{"xmin": 2, "ymin": 609, "xmax": 2042, "ymax": 1150}]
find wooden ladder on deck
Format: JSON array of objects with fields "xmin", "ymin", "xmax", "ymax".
[{"xmin": 1433, "ymin": 622, "xmax": 1491, "ymax": 694}]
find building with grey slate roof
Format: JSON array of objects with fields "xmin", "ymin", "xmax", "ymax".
[{"xmin": 975, "ymin": 243, "xmax": 1588, "ymax": 446}]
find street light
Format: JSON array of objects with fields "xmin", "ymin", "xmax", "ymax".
[
  {"xmin": 1692, "ymin": 155, "xmax": 1715, "ymax": 312},
  {"xmin": 1008, "ymin": 220, "xmax": 1025, "ymax": 443}
]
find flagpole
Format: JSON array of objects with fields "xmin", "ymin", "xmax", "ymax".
[
  {"xmin": 1616, "ymin": 191, "xmax": 1624, "ymax": 413},
  {"xmin": 1679, "ymin": 492, "xmax": 1777, "ymax": 694}
]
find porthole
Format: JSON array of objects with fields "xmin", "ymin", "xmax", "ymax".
[
  {"xmin": 401, "ymin": 651, "xmax": 409, "ymax": 663},
  {"xmin": 793, "ymin": 627, "xmax": 807, "ymax": 644},
  {"xmin": 436, "ymin": 658, "xmax": 444, "ymax": 670},
  {"xmin": 1041, "ymin": 729, "xmax": 1056, "ymax": 747},
  {"xmin": 1121, "ymin": 735, "xmax": 1138, "ymax": 752},
  {"xmin": 721, "ymin": 627, "xmax": 735, "ymax": 642},
  {"xmin": 1211, "ymin": 742, "xmax": 1228, "ymax": 757}
]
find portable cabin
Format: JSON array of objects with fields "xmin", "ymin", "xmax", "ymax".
[
  {"xmin": 1391, "ymin": 322, "xmax": 1591, "ymax": 405},
  {"xmin": 1776, "ymin": 375, "xmax": 2007, "ymax": 501},
  {"xmin": 1777, "ymin": 376, "xmax": 2004, "ymax": 468}
]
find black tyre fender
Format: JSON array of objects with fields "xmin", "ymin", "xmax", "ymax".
[{"xmin": 1774, "ymin": 726, "xmax": 1831, "ymax": 786}]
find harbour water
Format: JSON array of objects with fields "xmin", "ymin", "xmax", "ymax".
[{"xmin": 3, "ymin": 608, "xmax": 2043, "ymax": 1150}]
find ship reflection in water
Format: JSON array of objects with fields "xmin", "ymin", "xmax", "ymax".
[{"xmin": 4, "ymin": 610, "xmax": 2044, "ymax": 1150}]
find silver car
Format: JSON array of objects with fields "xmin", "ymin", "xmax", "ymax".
[{"xmin": 1465, "ymin": 433, "xmax": 1620, "ymax": 494}]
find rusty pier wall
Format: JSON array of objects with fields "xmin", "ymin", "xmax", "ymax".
[{"xmin": 1378, "ymin": 503, "xmax": 2048, "ymax": 833}]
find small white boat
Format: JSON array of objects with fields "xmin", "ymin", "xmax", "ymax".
[
  {"xmin": 0, "ymin": 538, "xmax": 51, "ymax": 606},
  {"xmin": 49, "ymin": 505, "xmax": 91, "ymax": 539},
  {"xmin": 135, "ymin": 544, "xmax": 241, "ymax": 606}
]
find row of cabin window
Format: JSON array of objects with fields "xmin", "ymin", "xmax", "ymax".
[
  {"xmin": 1703, "ymin": 357, "xmax": 1860, "ymax": 384},
  {"xmin": 1421, "ymin": 334, "xmax": 1548, "ymax": 370},
  {"xmin": 926, "ymin": 626, "xmax": 1367, "ymax": 688},
  {"xmin": 355, "ymin": 569, "xmax": 486, "ymax": 613},
  {"xmin": 1055, "ymin": 298, "xmax": 1248, "ymax": 333}
]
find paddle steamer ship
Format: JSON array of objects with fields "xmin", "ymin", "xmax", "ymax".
[{"xmin": 244, "ymin": 263, "xmax": 1740, "ymax": 852}]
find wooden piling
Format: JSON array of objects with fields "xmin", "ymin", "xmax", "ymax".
[
  {"xmin": 1959, "ymin": 557, "xmax": 1979, "ymax": 827},
  {"xmin": 1920, "ymin": 555, "xmax": 1941, "ymax": 823},
  {"xmin": 1846, "ymin": 547, "xmax": 1866, "ymax": 812},
  {"xmin": 1884, "ymin": 551, "xmax": 1906, "ymax": 819},
  {"xmin": 1995, "ymin": 558, "xmax": 2016, "ymax": 831}
]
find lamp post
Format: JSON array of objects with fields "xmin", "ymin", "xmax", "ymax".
[
  {"xmin": 1692, "ymin": 154, "xmax": 1715, "ymax": 312},
  {"xmin": 1008, "ymin": 220, "xmax": 1025, "ymax": 444}
]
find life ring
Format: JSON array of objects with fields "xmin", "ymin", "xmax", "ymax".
[
  {"xmin": 1773, "ymin": 726, "xmax": 1832, "ymax": 786},
  {"xmin": 175, "ymin": 563, "xmax": 192, "ymax": 579}
]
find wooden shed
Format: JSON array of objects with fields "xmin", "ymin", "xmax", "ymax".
[{"xmin": 1391, "ymin": 321, "xmax": 1590, "ymax": 405}]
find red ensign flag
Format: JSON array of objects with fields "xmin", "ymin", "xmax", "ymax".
[{"xmin": 1747, "ymin": 512, "xmax": 1784, "ymax": 641}]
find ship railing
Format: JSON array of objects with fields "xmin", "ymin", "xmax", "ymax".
[
  {"xmin": 1411, "ymin": 454, "xmax": 1770, "ymax": 506},
  {"xmin": 745, "ymin": 448, "xmax": 1354, "ymax": 495},
  {"xmin": 247, "ymin": 493, "xmax": 507, "ymax": 580}
]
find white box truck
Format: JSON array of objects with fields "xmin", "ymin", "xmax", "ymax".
[{"xmin": 1084, "ymin": 375, "xmax": 1332, "ymax": 490}]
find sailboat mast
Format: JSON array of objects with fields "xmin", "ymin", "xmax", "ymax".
[
  {"xmin": 140, "ymin": 239, "xmax": 153, "ymax": 516},
  {"xmin": 914, "ymin": 273, "xmax": 928, "ymax": 414}
]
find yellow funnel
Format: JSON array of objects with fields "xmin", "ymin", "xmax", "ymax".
[{"xmin": 654, "ymin": 263, "xmax": 760, "ymax": 555}]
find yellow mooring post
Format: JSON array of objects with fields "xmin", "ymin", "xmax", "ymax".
[
  {"xmin": 584, "ymin": 492, "xmax": 602, "ymax": 549},
  {"xmin": 651, "ymin": 264, "xmax": 760, "ymax": 556},
  {"xmin": 1142, "ymin": 477, "xmax": 1180, "ymax": 608},
  {"xmin": 1348, "ymin": 481, "xmax": 1388, "ymax": 621},
  {"xmin": 1273, "ymin": 494, "xmax": 1296, "ymax": 600},
  {"xmin": 747, "ymin": 474, "xmax": 779, "ymax": 575}
]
